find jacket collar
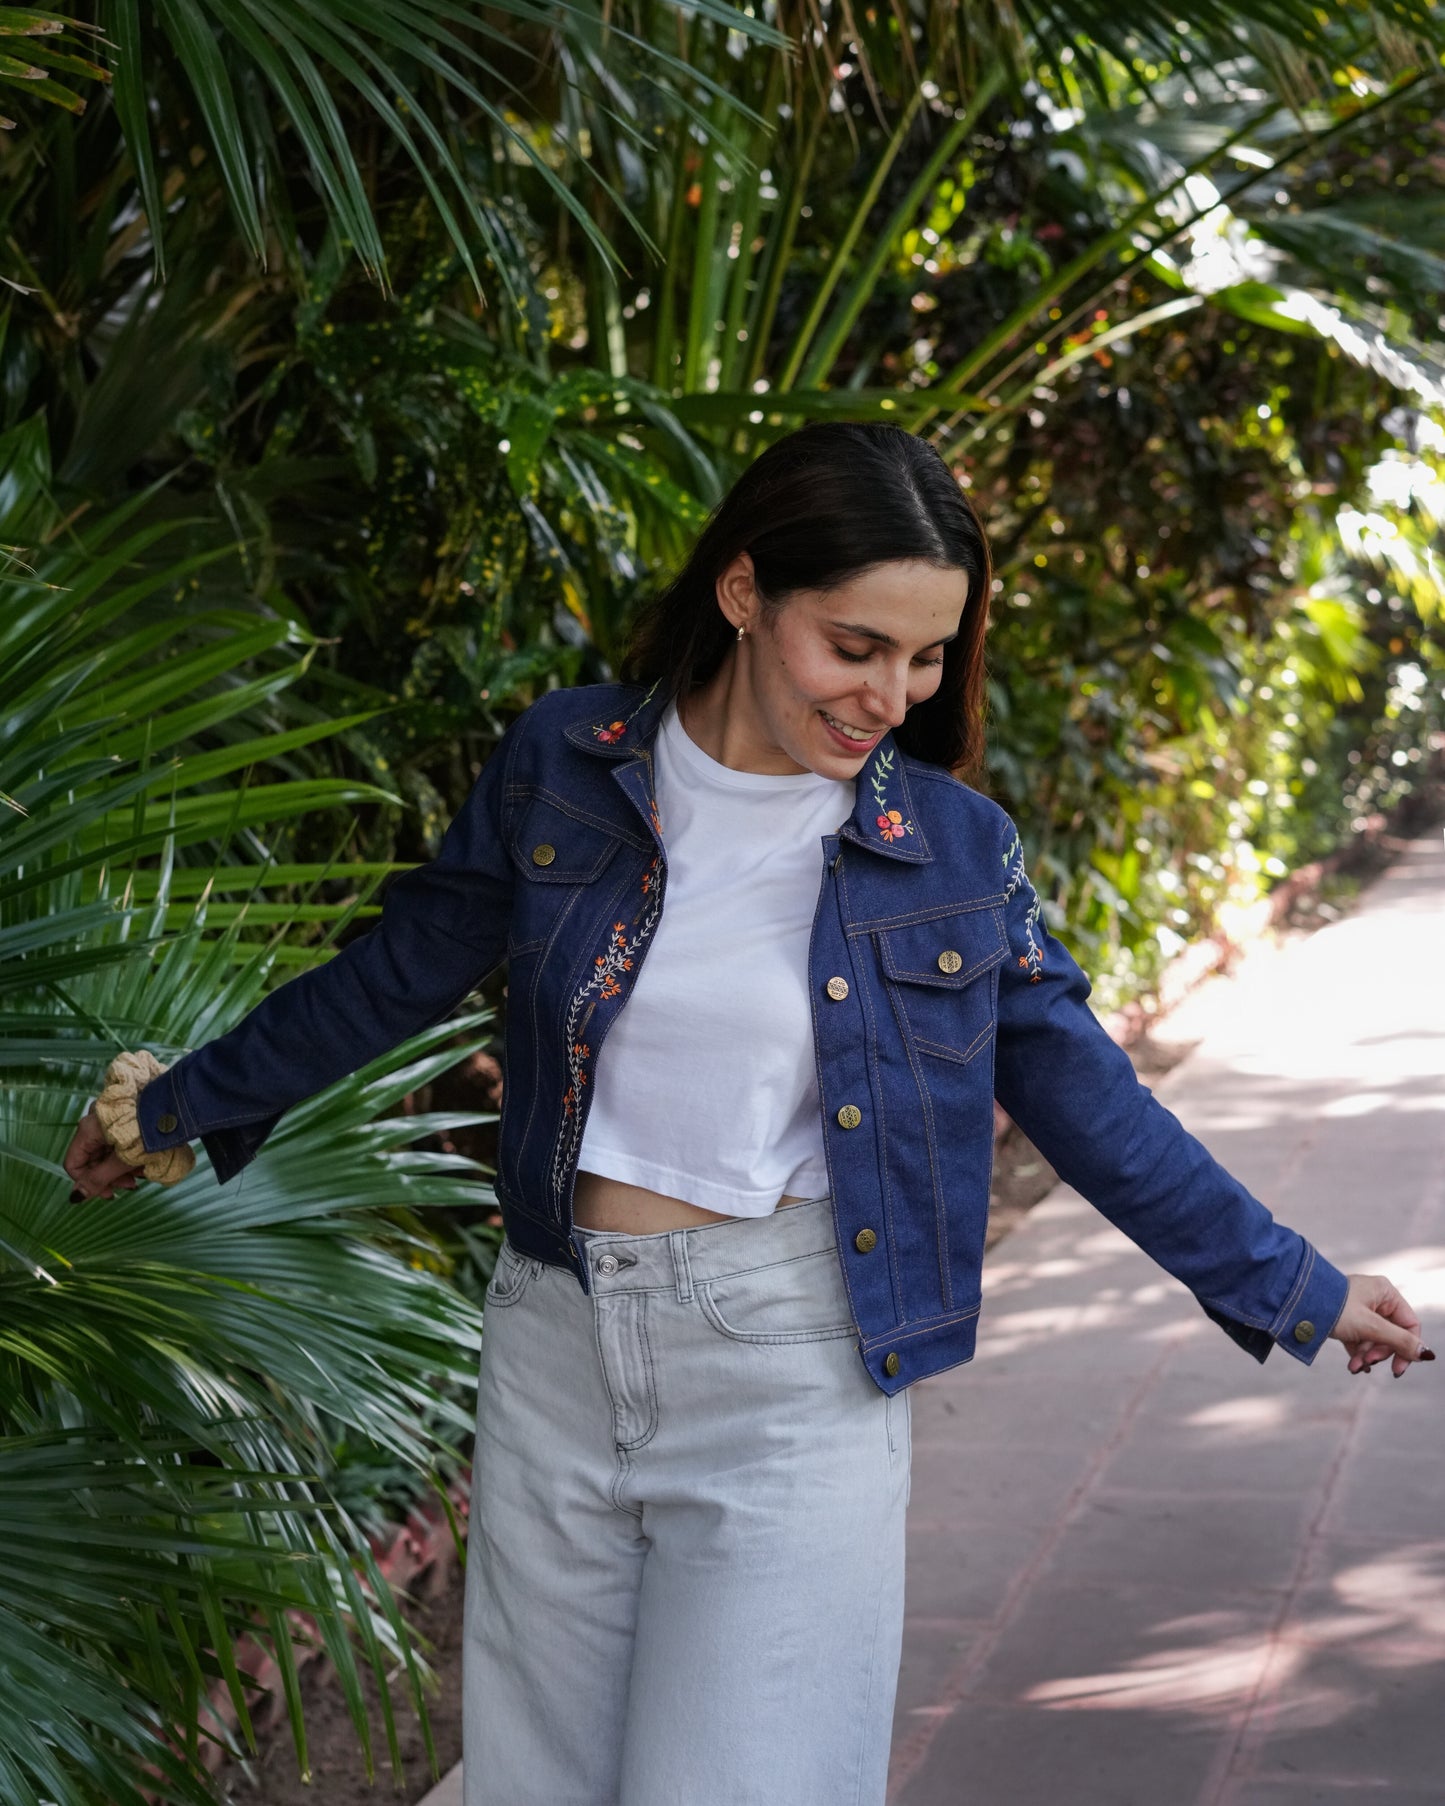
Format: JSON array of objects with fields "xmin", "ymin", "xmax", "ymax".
[{"xmin": 563, "ymin": 681, "xmax": 932, "ymax": 863}]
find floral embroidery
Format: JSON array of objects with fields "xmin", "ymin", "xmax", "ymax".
[
  {"xmin": 589, "ymin": 678, "xmax": 661, "ymax": 747},
  {"xmin": 550, "ymin": 854, "xmax": 664, "ymax": 1199},
  {"xmin": 869, "ymin": 747, "xmax": 913, "ymax": 842},
  {"xmin": 1002, "ymin": 831, "xmax": 1044, "ymax": 982}
]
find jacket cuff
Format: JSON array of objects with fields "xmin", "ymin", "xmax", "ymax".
[
  {"xmin": 1199, "ymin": 1241, "xmax": 1350, "ymax": 1367},
  {"xmin": 135, "ymin": 1062, "xmax": 198, "ymax": 1153},
  {"xmin": 97, "ymin": 1052, "xmax": 195, "ymax": 1186},
  {"xmin": 1267, "ymin": 1241, "xmax": 1350, "ymax": 1366}
]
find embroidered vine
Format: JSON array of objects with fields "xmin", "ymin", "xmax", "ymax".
[
  {"xmin": 869, "ymin": 746, "xmax": 913, "ymax": 842},
  {"xmin": 1002, "ymin": 832, "xmax": 1044, "ymax": 983},
  {"xmin": 550, "ymin": 853, "xmax": 664, "ymax": 1198},
  {"xmin": 590, "ymin": 678, "xmax": 661, "ymax": 745}
]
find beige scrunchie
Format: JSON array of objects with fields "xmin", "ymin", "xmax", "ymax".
[{"xmin": 94, "ymin": 1050, "xmax": 196, "ymax": 1186}]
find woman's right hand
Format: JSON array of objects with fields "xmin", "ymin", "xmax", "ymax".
[{"xmin": 63, "ymin": 1106, "xmax": 146, "ymax": 1202}]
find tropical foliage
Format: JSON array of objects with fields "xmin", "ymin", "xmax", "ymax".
[
  {"xmin": 0, "ymin": 418, "xmax": 496, "ymax": 1800},
  {"xmin": 1, "ymin": 0, "xmax": 1443, "ymax": 1797}
]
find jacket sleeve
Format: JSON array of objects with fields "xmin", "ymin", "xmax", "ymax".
[
  {"xmin": 135, "ymin": 717, "xmax": 521, "ymax": 1185},
  {"xmin": 990, "ymin": 813, "xmax": 1348, "ymax": 1364}
]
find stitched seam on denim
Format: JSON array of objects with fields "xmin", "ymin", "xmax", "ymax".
[
  {"xmin": 880, "ymin": 944, "xmax": 1009, "ymax": 989},
  {"xmin": 1275, "ymin": 1243, "xmax": 1314, "ymax": 1331},
  {"xmin": 1197, "ymin": 1293, "xmax": 1273, "ymax": 1331},
  {"xmin": 693, "ymin": 1243, "xmax": 843, "ymax": 1282},
  {"xmin": 620, "ymin": 1294, "xmax": 659, "ymax": 1450},
  {"xmin": 510, "ymin": 833, "xmax": 620, "ymax": 885},
  {"xmin": 195, "ymin": 1104, "xmax": 288, "ymax": 1131},
  {"xmin": 669, "ymin": 1229, "xmax": 694, "ymax": 1302},
  {"xmin": 506, "ymin": 936, "xmax": 545, "ymax": 958},
  {"xmin": 846, "ymin": 894, "xmax": 1009, "ymax": 934},
  {"xmin": 809, "ymin": 844, "xmax": 871, "ymax": 1340},
  {"xmin": 565, "ymin": 1241, "xmax": 839, "ymax": 1297},
  {"xmin": 510, "ymin": 846, "xmax": 626, "ymax": 1179},
  {"xmin": 512, "ymin": 871, "xmax": 592, "ymax": 1162},
  {"xmin": 842, "ymin": 851, "xmax": 906, "ymax": 1329},
  {"xmin": 860, "ymin": 1304, "xmax": 981, "ymax": 1347},
  {"xmin": 1268, "ymin": 1241, "xmax": 1316, "ymax": 1338},
  {"xmin": 594, "ymin": 1295, "xmax": 628, "ymax": 1457},
  {"xmin": 885, "ymin": 968, "xmax": 952, "ymax": 1313},
  {"xmin": 594, "ymin": 1296, "xmax": 659, "ymax": 1454},
  {"xmin": 170, "ymin": 1061, "xmax": 201, "ymax": 1140},
  {"xmin": 851, "ymin": 1494, "xmax": 893, "ymax": 1806},
  {"xmin": 914, "ymin": 1020, "xmax": 996, "ymax": 1067},
  {"xmin": 547, "ymin": 850, "xmax": 664, "ymax": 1207},
  {"xmin": 608, "ymin": 1443, "xmax": 643, "ymax": 1519},
  {"xmin": 696, "ymin": 1289, "xmax": 856, "ymax": 1344},
  {"xmin": 512, "ymin": 782, "xmax": 650, "ymax": 845},
  {"xmin": 484, "ymin": 1255, "xmax": 538, "ymax": 1307},
  {"xmin": 495, "ymin": 1194, "xmax": 564, "ymax": 1233},
  {"xmin": 840, "ymin": 829, "xmax": 931, "ymax": 864}
]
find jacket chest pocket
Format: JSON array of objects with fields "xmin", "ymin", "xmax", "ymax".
[
  {"xmin": 506, "ymin": 795, "xmax": 629, "ymax": 956},
  {"xmin": 873, "ymin": 904, "xmax": 1008, "ymax": 1065}
]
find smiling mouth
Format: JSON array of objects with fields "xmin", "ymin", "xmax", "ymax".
[{"xmin": 820, "ymin": 710, "xmax": 882, "ymax": 745}]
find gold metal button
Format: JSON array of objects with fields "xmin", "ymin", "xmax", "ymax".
[
  {"xmin": 1293, "ymin": 1320, "xmax": 1316, "ymax": 1345},
  {"xmin": 531, "ymin": 843, "xmax": 556, "ymax": 867},
  {"xmin": 157, "ymin": 1112, "xmax": 178, "ymax": 1134},
  {"xmin": 825, "ymin": 976, "xmax": 850, "ymax": 1001},
  {"xmin": 836, "ymin": 1104, "xmax": 862, "ymax": 1130},
  {"xmin": 937, "ymin": 948, "xmax": 963, "ymax": 974},
  {"xmin": 854, "ymin": 1227, "xmax": 877, "ymax": 1254},
  {"xmin": 884, "ymin": 1352, "xmax": 900, "ymax": 1377},
  {"xmin": 832, "ymin": 852, "xmax": 843, "ymax": 874}
]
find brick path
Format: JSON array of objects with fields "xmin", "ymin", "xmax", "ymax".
[{"xmin": 890, "ymin": 829, "xmax": 1445, "ymax": 1805}]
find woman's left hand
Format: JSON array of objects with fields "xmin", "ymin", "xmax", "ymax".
[{"xmin": 1329, "ymin": 1273, "xmax": 1434, "ymax": 1377}]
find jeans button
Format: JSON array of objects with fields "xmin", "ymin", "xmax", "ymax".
[{"xmin": 596, "ymin": 1253, "xmax": 620, "ymax": 1277}]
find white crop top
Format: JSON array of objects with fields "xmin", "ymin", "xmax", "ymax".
[{"xmin": 576, "ymin": 698, "xmax": 854, "ymax": 1216}]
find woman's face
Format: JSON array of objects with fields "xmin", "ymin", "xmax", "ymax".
[{"xmin": 716, "ymin": 553, "xmax": 969, "ymax": 778}]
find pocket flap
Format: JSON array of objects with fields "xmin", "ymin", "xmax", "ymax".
[
  {"xmin": 876, "ymin": 905, "xmax": 1007, "ymax": 988},
  {"xmin": 508, "ymin": 796, "xmax": 624, "ymax": 884}
]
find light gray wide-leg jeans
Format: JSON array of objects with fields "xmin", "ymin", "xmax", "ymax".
[{"xmin": 461, "ymin": 1193, "xmax": 912, "ymax": 1806}]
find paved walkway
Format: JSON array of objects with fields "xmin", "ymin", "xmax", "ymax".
[
  {"xmin": 891, "ymin": 828, "xmax": 1444, "ymax": 1805},
  {"xmin": 422, "ymin": 829, "xmax": 1443, "ymax": 1806}
]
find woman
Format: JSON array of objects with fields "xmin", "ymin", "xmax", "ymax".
[{"xmin": 67, "ymin": 421, "xmax": 1430, "ymax": 1806}]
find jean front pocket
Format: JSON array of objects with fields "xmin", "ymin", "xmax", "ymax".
[
  {"xmin": 698, "ymin": 1247, "xmax": 857, "ymax": 1345},
  {"xmin": 484, "ymin": 1238, "xmax": 542, "ymax": 1309}
]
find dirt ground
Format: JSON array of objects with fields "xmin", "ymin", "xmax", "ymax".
[{"xmin": 216, "ymin": 1549, "xmax": 468, "ymax": 1805}]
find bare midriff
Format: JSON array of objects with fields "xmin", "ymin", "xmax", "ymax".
[{"xmin": 573, "ymin": 1169, "xmax": 812, "ymax": 1234}]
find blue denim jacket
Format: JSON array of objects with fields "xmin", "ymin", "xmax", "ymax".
[{"xmin": 138, "ymin": 679, "xmax": 1348, "ymax": 1393}]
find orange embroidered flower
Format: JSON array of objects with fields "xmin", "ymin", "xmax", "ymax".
[
  {"xmin": 593, "ymin": 719, "xmax": 627, "ymax": 743},
  {"xmin": 869, "ymin": 748, "xmax": 913, "ymax": 841}
]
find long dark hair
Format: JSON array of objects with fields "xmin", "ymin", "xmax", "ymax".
[{"xmin": 620, "ymin": 421, "xmax": 992, "ymax": 780}]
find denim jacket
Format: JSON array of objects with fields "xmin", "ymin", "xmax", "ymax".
[{"xmin": 137, "ymin": 679, "xmax": 1348, "ymax": 1394}]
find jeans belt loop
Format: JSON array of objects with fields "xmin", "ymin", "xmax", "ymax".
[{"xmin": 669, "ymin": 1229, "xmax": 695, "ymax": 1303}]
